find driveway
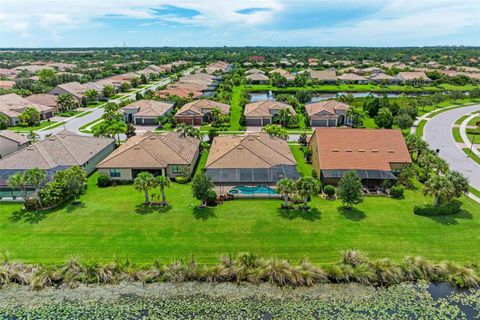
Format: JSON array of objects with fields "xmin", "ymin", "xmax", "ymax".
[{"xmin": 423, "ymin": 104, "xmax": 480, "ymax": 191}]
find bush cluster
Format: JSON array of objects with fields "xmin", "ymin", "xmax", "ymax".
[
  {"xmin": 413, "ymin": 201, "xmax": 462, "ymax": 216},
  {"xmin": 97, "ymin": 174, "xmax": 111, "ymax": 188},
  {"xmin": 390, "ymin": 185, "xmax": 405, "ymax": 199},
  {"xmin": 0, "ymin": 250, "xmax": 478, "ymax": 291},
  {"xmin": 323, "ymin": 185, "xmax": 336, "ymax": 198}
]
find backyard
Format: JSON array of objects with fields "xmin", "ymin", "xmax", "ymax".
[{"xmin": 0, "ymin": 170, "xmax": 479, "ymax": 265}]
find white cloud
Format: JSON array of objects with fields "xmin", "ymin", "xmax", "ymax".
[{"xmin": 0, "ymin": 0, "xmax": 478, "ymax": 46}]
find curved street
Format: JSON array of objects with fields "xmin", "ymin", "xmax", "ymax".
[{"xmin": 423, "ymin": 104, "xmax": 480, "ymax": 192}]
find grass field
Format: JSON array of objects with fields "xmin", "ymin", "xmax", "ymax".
[
  {"xmin": 463, "ymin": 148, "xmax": 480, "ymax": 165},
  {"xmin": 7, "ymin": 121, "xmax": 56, "ymax": 132},
  {"xmin": 1, "ymin": 170, "xmax": 479, "ymax": 265},
  {"xmin": 452, "ymin": 127, "xmax": 463, "ymax": 142},
  {"xmin": 229, "ymin": 86, "xmax": 244, "ymax": 131},
  {"xmin": 245, "ymin": 84, "xmax": 479, "ymax": 93}
]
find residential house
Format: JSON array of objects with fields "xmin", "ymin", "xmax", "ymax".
[
  {"xmin": 175, "ymin": 99, "xmax": 230, "ymax": 125},
  {"xmin": 369, "ymin": 73, "xmax": 401, "ymax": 84},
  {"xmin": 244, "ymin": 100, "xmax": 295, "ymax": 126},
  {"xmin": 309, "ymin": 128, "xmax": 412, "ymax": 188},
  {"xmin": 97, "ymin": 131, "xmax": 200, "ymax": 180},
  {"xmin": 0, "ymin": 80, "xmax": 15, "ymax": 90},
  {"xmin": 245, "ymin": 73, "xmax": 269, "ymax": 84},
  {"xmin": 0, "ymin": 130, "xmax": 115, "ymax": 199},
  {"xmin": 120, "ymin": 99, "xmax": 174, "ymax": 125},
  {"xmin": 49, "ymin": 81, "xmax": 89, "ymax": 105},
  {"xmin": 0, "ymin": 93, "xmax": 54, "ymax": 126},
  {"xmin": 205, "ymin": 133, "xmax": 300, "ymax": 194},
  {"xmin": 305, "ymin": 100, "xmax": 351, "ymax": 127},
  {"xmin": 396, "ymin": 72, "xmax": 432, "ymax": 83},
  {"xmin": 306, "ymin": 69, "xmax": 337, "ymax": 83},
  {"xmin": 25, "ymin": 94, "xmax": 59, "ymax": 113},
  {"xmin": 248, "ymin": 56, "xmax": 265, "ymax": 62},
  {"xmin": 245, "ymin": 68, "xmax": 264, "ymax": 75},
  {"xmin": 0, "ymin": 131, "xmax": 29, "ymax": 159},
  {"xmin": 269, "ymin": 69, "xmax": 295, "ymax": 81},
  {"xmin": 0, "ymin": 68, "xmax": 18, "ymax": 78},
  {"xmin": 206, "ymin": 61, "xmax": 231, "ymax": 74},
  {"xmin": 338, "ymin": 73, "xmax": 368, "ymax": 84}
]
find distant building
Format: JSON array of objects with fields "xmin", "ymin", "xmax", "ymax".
[
  {"xmin": 175, "ymin": 99, "xmax": 230, "ymax": 126},
  {"xmin": 120, "ymin": 100, "xmax": 174, "ymax": 126},
  {"xmin": 244, "ymin": 101, "xmax": 295, "ymax": 126},
  {"xmin": 0, "ymin": 93, "xmax": 54, "ymax": 126},
  {"xmin": 305, "ymin": 100, "xmax": 351, "ymax": 127}
]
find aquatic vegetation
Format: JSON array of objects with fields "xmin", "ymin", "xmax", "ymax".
[{"xmin": 0, "ymin": 251, "xmax": 478, "ymax": 291}]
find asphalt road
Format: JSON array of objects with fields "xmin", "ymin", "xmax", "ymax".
[
  {"xmin": 36, "ymin": 68, "xmax": 195, "ymax": 139},
  {"xmin": 423, "ymin": 104, "xmax": 480, "ymax": 191}
]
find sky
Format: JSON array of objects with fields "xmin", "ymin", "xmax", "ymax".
[{"xmin": 0, "ymin": 0, "xmax": 479, "ymax": 47}]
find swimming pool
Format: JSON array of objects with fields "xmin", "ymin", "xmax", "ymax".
[{"xmin": 228, "ymin": 186, "xmax": 277, "ymax": 195}]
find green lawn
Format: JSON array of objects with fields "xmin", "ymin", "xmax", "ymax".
[
  {"xmin": 289, "ymin": 145, "xmax": 312, "ymax": 177},
  {"xmin": 467, "ymin": 116, "xmax": 480, "ymax": 127},
  {"xmin": 416, "ymin": 120, "xmax": 427, "ymax": 137},
  {"xmin": 463, "ymin": 148, "xmax": 480, "ymax": 165},
  {"xmin": 229, "ymin": 85, "xmax": 244, "ymax": 131},
  {"xmin": 1, "ymin": 172, "xmax": 480, "ymax": 265},
  {"xmin": 452, "ymin": 127, "xmax": 463, "ymax": 143},
  {"xmin": 455, "ymin": 115, "xmax": 469, "ymax": 125},
  {"xmin": 7, "ymin": 121, "xmax": 57, "ymax": 132}
]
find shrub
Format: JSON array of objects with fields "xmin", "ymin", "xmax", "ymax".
[
  {"xmin": 205, "ymin": 190, "xmax": 217, "ymax": 206},
  {"xmin": 24, "ymin": 198, "xmax": 41, "ymax": 211},
  {"xmin": 97, "ymin": 174, "xmax": 111, "ymax": 188},
  {"xmin": 390, "ymin": 185, "xmax": 404, "ymax": 199},
  {"xmin": 413, "ymin": 200, "xmax": 462, "ymax": 216},
  {"xmin": 324, "ymin": 185, "xmax": 336, "ymax": 198},
  {"xmin": 175, "ymin": 176, "xmax": 190, "ymax": 184}
]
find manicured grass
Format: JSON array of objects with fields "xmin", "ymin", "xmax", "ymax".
[
  {"xmin": 469, "ymin": 186, "xmax": 480, "ymax": 198},
  {"xmin": 289, "ymin": 145, "xmax": 312, "ymax": 177},
  {"xmin": 195, "ymin": 150, "xmax": 209, "ymax": 176},
  {"xmin": 416, "ymin": 120, "xmax": 427, "ymax": 137},
  {"xmin": 452, "ymin": 127, "xmax": 463, "ymax": 143},
  {"xmin": 40, "ymin": 121, "xmax": 66, "ymax": 131},
  {"xmin": 463, "ymin": 148, "xmax": 480, "ymax": 165},
  {"xmin": 78, "ymin": 118, "xmax": 103, "ymax": 132},
  {"xmin": 467, "ymin": 116, "xmax": 480, "ymax": 126},
  {"xmin": 229, "ymin": 85, "xmax": 244, "ymax": 131},
  {"xmin": 75, "ymin": 110, "xmax": 93, "ymax": 118},
  {"xmin": 455, "ymin": 115, "xmax": 469, "ymax": 125},
  {"xmin": 1, "ymin": 173, "xmax": 480, "ymax": 265},
  {"xmin": 87, "ymin": 101, "xmax": 103, "ymax": 108},
  {"xmin": 7, "ymin": 121, "xmax": 57, "ymax": 132},
  {"xmin": 58, "ymin": 111, "xmax": 81, "ymax": 117}
]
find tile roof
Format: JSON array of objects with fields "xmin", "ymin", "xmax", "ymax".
[
  {"xmin": 305, "ymin": 100, "xmax": 351, "ymax": 117},
  {"xmin": 175, "ymin": 99, "xmax": 230, "ymax": 117},
  {"xmin": 0, "ymin": 130, "xmax": 29, "ymax": 145},
  {"xmin": 244, "ymin": 100, "xmax": 295, "ymax": 117},
  {"xmin": 56, "ymin": 82, "xmax": 89, "ymax": 99},
  {"xmin": 25, "ymin": 94, "xmax": 58, "ymax": 108},
  {"xmin": 396, "ymin": 71, "xmax": 431, "ymax": 81},
  {"xmin": 206, "ymin": 133, "xmax": 296, "ymax": 169},
  {"xmin": 97, "ymin": 131, "xmax": 200, "ymax": 169},
  {"xmin": 338, "ymin": 73, "xmax": 368, "ymax": 81},
  {"xmin": 245, "ymin": 73, "xmax": 269, "ymax": 82},
  {"xmin": 0, "ymin": 93, "xmax": 54, "ymax": 118},
  {"xmin": 307, "ymin": 69, "xmax": 337, "ymax": 81},
  {"xmin": 120, "ymin": 100, "xmax": 174, "ymax": 118},
  {"xmin": 0, "ymin": 130, "xmax": 114, "ymax": 170},
  {"xmin": 311, "ymin": 128, "xmax": 412, "ymax": 171}
]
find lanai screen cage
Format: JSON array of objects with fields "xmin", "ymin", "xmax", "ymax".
[{"xmin": 206, "ymin": 165, "xmax": 300, "ymax": 184}]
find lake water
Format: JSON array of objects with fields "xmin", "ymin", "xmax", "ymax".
[
  {"xmin": 1, "ymin": 282, "xmax": 478, "ymax": 319},
  {"xmin": 249, "ymin": 91, "xmax": 428, "ymax": 102}
]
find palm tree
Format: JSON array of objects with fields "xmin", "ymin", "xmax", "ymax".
[
  {"xmin": 262, "ymin": 124, "xmax": 289, "ymax": 140},
  {"xmin": 276, "ymin": 178, "xmax": 295, "ymax": 208},
  {"xmin": 278, "ymin": 108, "xmax": 292, "ymax": 127},
  {"xmin": 24, "ymin": 168, "xmax": 46, "ymax": 207},
  {"xmin": 176, "ymin": 123, "xmax": 203, "ymax": 139},
  {"xmin": 296, "ymin": 177, "xmax": 321, "ymax": 208},
  {"xmin": 209, "ymin": 107, "xmax": 222, "ymax": 124},
  {"xmin": 156, "ymin": 175, "xmax": 171, "ymax": 206},
  {"xmin": 423, "ymin": 174, "xmax": 451, "ymax": 207},
  {"xmin": 346, "ymin": 107, "xmax": 364, "ymax": 127},
  {"xmin": 108, "ymin": 120, "xmax": 127, "ymax": 145},
  {"xmin": 134, "ymin": 172, "xmax": 157, "ymax": 205},
  {"xmin": 8, "ymin": 172, "xmax": 27, "ymax": 201}
]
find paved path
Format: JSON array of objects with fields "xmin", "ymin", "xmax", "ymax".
[
  {"xmin": 459, "ymin": 113, "xmax": 480, "ymax": 158},
  {"xmin": 423, "ymin": 104, "xmax": 480, "ymax": 192}
]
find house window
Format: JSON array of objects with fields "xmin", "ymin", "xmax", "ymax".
[
  {"xmin": 172, "ymin": 165, "xmax": 182, "ymax": 174},
  {"xmin": 109, "ymin": 169, "xmax": 121, "ymax": 178}
]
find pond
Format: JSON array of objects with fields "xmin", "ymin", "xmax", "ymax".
[
  {"xmin": 249, "ymin": 91, "xmax": 435, "ymax": 103},
  {"xmin": 0, "ymin": 282, "xmax": 478, "ymax": 319}
]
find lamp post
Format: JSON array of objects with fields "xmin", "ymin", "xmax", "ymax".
[{"xmin": 470, "ymin": 121, "xmax": 480, "ymax": 152}]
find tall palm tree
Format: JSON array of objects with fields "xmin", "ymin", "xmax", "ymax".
[
  {"xmin": 108, "ymin": 120, "xmax": 127, "ymax": 145},
  {"xmin": 276, "ymin": 178, "xmax": 295, "ymax": 208},
  {"xmin": 296, "ymin": 177, "xmax": 321, "ymax": 208},
  {"xmin": 24, "ymin": 168, "xmax": 46, "ymax": 207},
  {"xmin": 8, "ymin": 172, "xmax": 27, "ymax": 201},
  {"xmin": 209, "ymin": 107, "xmax": 222, "ymax": 124},
  {"xmin": 346, "ymin": 107, "xmax": 364, "ymax": 127},
  {"xmin": 134, "ymin": 172, "xmax": 157, "ymax": 205},
  {"xmin": 423, "ymin": 174, "xmax": 451, "ymax": 207},
  {"xmin": 156, "ymin": 175, "xmax": 171, "ymax": 205},
  {"xmin": 278, "ymin": 108, "xmax": 292, "ymax": 127}
]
